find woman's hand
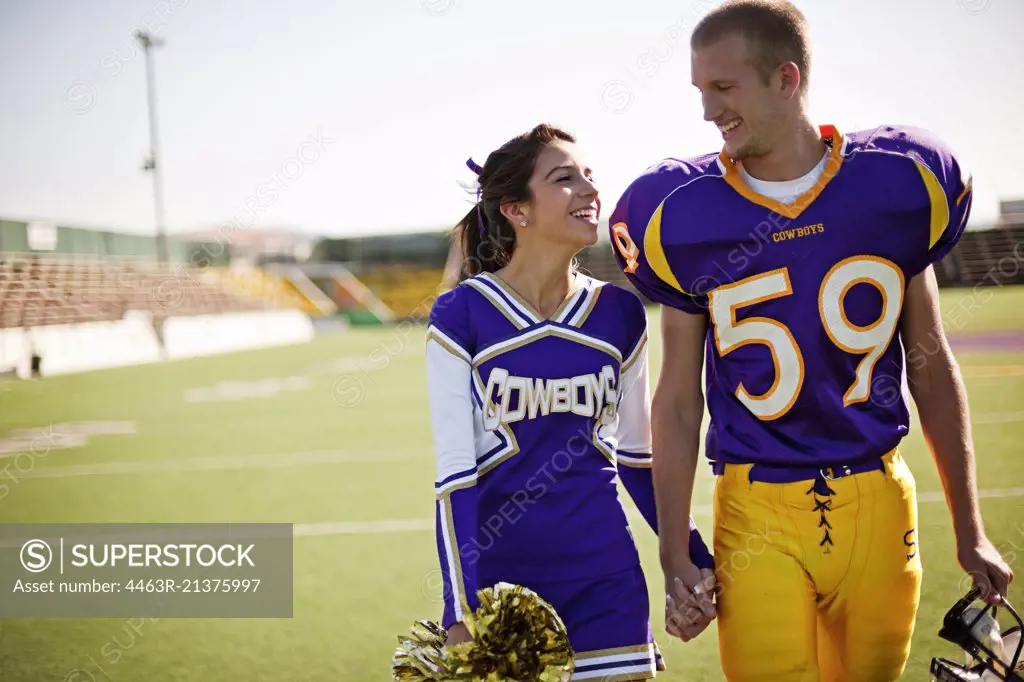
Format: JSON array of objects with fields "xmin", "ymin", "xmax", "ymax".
[
  {"xmin": 664, "ymin": 559, "xmax": 717, "ymax": 642},
  {"xmin": 445, "ymin": 622, "xmax": 472, "ymax": 646}
]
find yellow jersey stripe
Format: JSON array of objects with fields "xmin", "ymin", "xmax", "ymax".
[
  {"xmin": 915, "ymin": 160, "xmax": 950, "ymax": 249},
  {"xmin": 642, "ymin": 201, "xmax": 687, "ymax": 293}
]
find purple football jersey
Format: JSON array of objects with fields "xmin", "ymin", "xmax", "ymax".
[{"xmin": 610, "ymin": 125, "xmax": 972, "ymax": 469}]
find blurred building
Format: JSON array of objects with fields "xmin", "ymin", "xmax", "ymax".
[
  {"xmin": 998, "ymin": 199, "xmax": 1024, "ymax": 229},
  {"xmin": 176, "ymin": 226, "xmax": 317, "ymax": 267}
]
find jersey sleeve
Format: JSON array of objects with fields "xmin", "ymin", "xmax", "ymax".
[
  {"xmin": 612, "ymin": 294, "xmax": 715, "ymax": 570},
  {"xmin": 905, "ymin": 128, "xmax": 973, "ymax": 275},
  {"xmin": 614, "ymin": 295, "xmax": 653, "ymax": 468},
  {"xmin": 426, "ymin": 290, "xmax": 480, "ymax": 628},
  {"xmin": 609, "ymin": 170, "xmax": 708, "ymax": 315}
]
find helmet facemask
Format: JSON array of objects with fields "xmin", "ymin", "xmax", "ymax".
[{"xmin": 931, "ymin": 585, "xmax": 1023, "ymax": 682}]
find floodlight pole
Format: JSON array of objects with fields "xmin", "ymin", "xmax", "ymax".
[{"xmin": 135, "ymin": 30, "xmax": 169, "ymax": 266}]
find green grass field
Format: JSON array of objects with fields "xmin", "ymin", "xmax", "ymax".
[{"xmin": 1, "ymin": 286, "xmax": 1023, "ymax": 681}]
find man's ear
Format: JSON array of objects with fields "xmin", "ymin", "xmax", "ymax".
[{"xmin": 778, "ymin": 61, "xmax": 801, "ymax": 100}]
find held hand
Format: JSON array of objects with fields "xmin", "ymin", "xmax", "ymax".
[
  {"xmin": 664, "ymin": 559, "xmax": 717, "ymax": 642},
  {"xmin": 958, "ymin": 534, "xmax": 1015, "ymax": 606},
  {"xmin": 445, "ymin": 621, "xmax": 472, "ymax": 646}
]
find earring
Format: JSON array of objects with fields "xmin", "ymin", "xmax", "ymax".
[{"xmin": 519, "ymin": 220, "xmax": 528, "ymax": 227}]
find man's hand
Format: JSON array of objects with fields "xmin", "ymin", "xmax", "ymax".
[
  {"xmin": 445, "ymin": 622, "xmax": 472, "ymax": 646},
  {"xmin": 652, "ymin": 307, "xmax": 710, "ymax": 642},
  {"xmin": 959, "ymin": 534, "xmax": 1015, "ymax": 606},
  {"xmin": 901, "ymin": 269, "xmax": 1013, "ymax": 605},
  {"xmin": 664, "ymin": 557, "xmax": 717, "ymax": 641}
]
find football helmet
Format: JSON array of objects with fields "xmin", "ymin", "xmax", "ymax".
[{"xmin": 931, "ymin": 585, "xmax": 1023, "ymax": 681}]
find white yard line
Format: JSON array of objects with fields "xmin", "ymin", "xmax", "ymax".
[
  {"xmin": 4, "ymin": 489, "xmax": 1019, "ymax": 544},
  {"xmin": 917, "ymin": 487, "xmax": 1024, "ymax": 504},
  {"xmin": 3, "ymin": 489, "xmax": 1018, "ymax": 548},
  {"xmin": 972, "ymin": 411, "xmax": 1024, "ymax": 425},
  {"xmin": 16, "ymin": 450, "xmax": 416, "ymax": 479},
  {"xmin": 962, "ymin": 365, "xmax": 1024, "ymax": 379},
  {"xmin": 297, "ymin": 487, "xmax": 1024, "ymax": 537},
  {"xmin": 13, "ymin": 405, "xmax": 1024, "ymax": 483},
  {"xmin": 16, "ymin": 406, "xmax": 1024, "ymax": 481},
  {"xmin": 295, "ymin": 519, "xmax": 435, "ymax": 536}
]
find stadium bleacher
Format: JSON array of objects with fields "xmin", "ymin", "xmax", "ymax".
[
  {"xmin": 3, "ymin": 216, "xmax": 1021, "ymax": 335},
  {"xmin": 0, "ymin": 251, "xmax": 271, "ymax": 330},
  {"xmin": 933, "ymin": 224, "xmax": 1024, "ymax": 288},
  {"xmin": 205, "ymin": 265, "xmax": 324, "ymax": 316},
  {"xmin": 355, "ymin": 265, "xmax": 446, "ymax": 320},
  {"xmin": 309, "ymin": 223, "xmax": 1024, "ymax": 325}
]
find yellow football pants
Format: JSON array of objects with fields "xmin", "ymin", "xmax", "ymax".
[{"xmin": 712, "ymin": 449, "xmax": 923, "ymax": 682}]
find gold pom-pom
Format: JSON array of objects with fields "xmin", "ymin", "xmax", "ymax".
[
  {"xmin": 391, "ymin": 620, "xmax": 452, "ymax": 681},
  {"xmin": 392, "ymin": 583, "xmax": 575, "ymax": 681},
  {"xmin": 454, "ymin": 582, "xmax": 575, "ymax": 681}
]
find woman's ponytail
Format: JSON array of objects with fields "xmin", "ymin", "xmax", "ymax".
[{"xmin": 457, "ymin": 200, "xmax": 514, "ymax": 276}]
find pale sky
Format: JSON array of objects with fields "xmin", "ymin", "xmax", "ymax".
[{"xmin": 1, "ymin": 0, "xmax": 1021, "ymax": 239}]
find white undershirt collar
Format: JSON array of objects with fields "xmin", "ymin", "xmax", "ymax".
[{"xmin": 738, "ymin": 150, "xmax": 831, "ymax": 205}]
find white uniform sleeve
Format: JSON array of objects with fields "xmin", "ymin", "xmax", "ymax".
[
  {"xmin": 425, "ymin": 325, "xmax": 480, "ymax": 627},
  {"xmin": 615, "ymin": 330, "xmax": 653, "ymax": 466},
  {"xmin": 426, "ymin": 326, "xmax": 477, "ymax": 487}
]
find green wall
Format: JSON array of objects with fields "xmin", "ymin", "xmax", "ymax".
[{"xmin": 0, "ymin": 219, "xmax": 221, "ymax": 264}]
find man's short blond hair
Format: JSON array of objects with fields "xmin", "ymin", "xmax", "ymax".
[{"xmin": 692, "ymin": 0, "xmax": 811, "ymax": 92}]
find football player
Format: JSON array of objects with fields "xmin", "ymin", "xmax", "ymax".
[
  {"xmin": 608, "ymin": 1, "xmax": 1014, "ymax": 680},
  {"xmin": 427, "ymin": 124, "xmax": 715, "ymax": 680}
]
